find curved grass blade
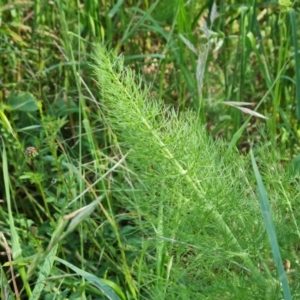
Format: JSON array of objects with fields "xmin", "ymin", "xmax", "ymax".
[{"xmin": 55, "ymin": 257, "xmax": 122, "ymax": 300}]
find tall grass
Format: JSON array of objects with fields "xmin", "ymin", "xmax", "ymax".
[{"xmin": 1, "ymin": 0, "xmax": 300, "ymax": 299}]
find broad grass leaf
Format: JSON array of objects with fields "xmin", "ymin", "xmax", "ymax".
[{"xmin": 8, "ymin": 92, "xmax": 40, "ymax": 112}]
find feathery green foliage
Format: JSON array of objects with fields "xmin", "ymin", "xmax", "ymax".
[{"xmin": 91, "ymin": 45, "xmax": 296, "ymax": 298}]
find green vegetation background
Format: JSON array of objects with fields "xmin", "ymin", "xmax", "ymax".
[{"xmin": 1, "ymin": 0, "xmax": 300, "ymax": 299}]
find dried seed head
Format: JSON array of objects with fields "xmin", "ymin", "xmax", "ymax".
[{"xmin": 24, "ymin": 147, "xmax": 39, "ymax": 159}]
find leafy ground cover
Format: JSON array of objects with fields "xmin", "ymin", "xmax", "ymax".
[{"xmin": 1, "ymin": 1, "xmax": 300, "ymax": 299}]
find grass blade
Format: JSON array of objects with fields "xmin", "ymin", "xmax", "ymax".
[
  {"xmin": 1, "ymin": 137, "xmax": 31, "ymax": 297},
  {"xmin": 29, "ymin": 244, "xmax": 58, "ymax": 300},
  {"xmin": 289, "ymin": 8, "xmax": 300, "ymax": 120},
  {"xmin": 250, "ymin": 149, "xmax": 292, "ymax": 300},
  {"xmin": 55, "ymin": 257, "xmax": 122, "ymax": 300}
]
